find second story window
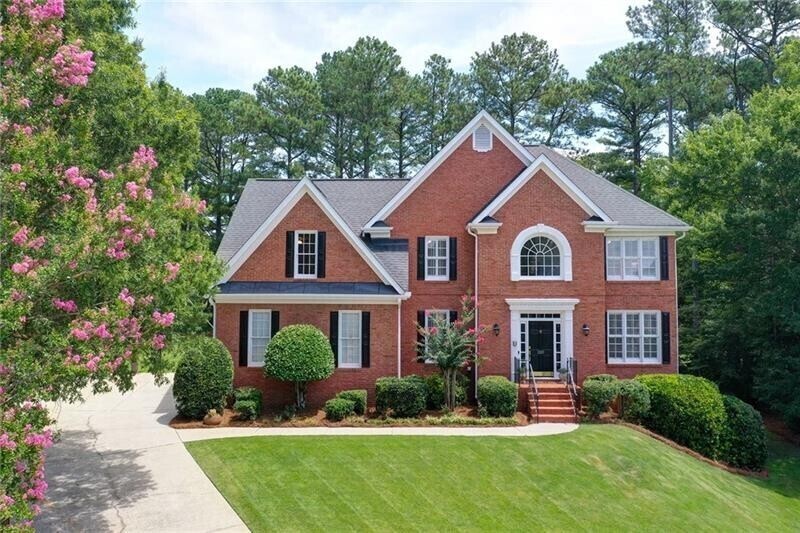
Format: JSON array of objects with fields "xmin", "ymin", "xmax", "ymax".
[
  {"xmin": 520, "ymin": 236, "xmax": 560, "ymax": 277},
  {"xmin": 606, "ymin": 238, "xmax": 659, "ymax": 281},
  {"xmin": 295, "ymin": 231, "xmax": 317, "ymax": 278},
  {"xmin": 425, "ymin": 236, "xmax": 449, "ymax": 280}
]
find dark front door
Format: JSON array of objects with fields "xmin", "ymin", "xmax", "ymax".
[{"xmin": 529, "ymin": 321, "xmax": 554, "ymax": 374}]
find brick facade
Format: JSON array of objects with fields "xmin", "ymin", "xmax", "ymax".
[{"xmin": 214, "ymin": 130, "xmax": 681, "ymax": 409}]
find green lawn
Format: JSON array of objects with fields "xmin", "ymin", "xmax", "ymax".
[{"xmin": 186, "ymin": 425, "xmax": 800, "ymax": 532}]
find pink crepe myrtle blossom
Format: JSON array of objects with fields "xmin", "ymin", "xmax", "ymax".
[
  {"xmin": 52, "ymin": 298, "xmax": 77, "ymax": 313},
  {"xmin": 152, "ymin": 310, "xmax": 175, "ymax": 327},
  {"xmin": 52, "ymin": 93, "xmax": 66, "ymax": 106},
  {"xmin": 18, "ymin": 181, "xmax": 27, "ymax": 191},
  {"xmin": 11, "ymin": 163, "xmax": 22, "ymax": 173},
  {"xmin": 118, "ymin": 288, "xmax": 135, "ymax": 307},
  {"xmin": 145, "ymin": 227, "xmax": 156, "ymax": 239},
  {"xmin": 11, "ymin": 0, "xmax": 65, "ymax": 22},
  {"xmin": 151, "ymin": 334, "xmax": 166, "ymax": 350},
  {"xmin": 11, "ymin": 226, "xmax": 29, "ymax": 246},
  {"xmin": 164, "ymin": 262, "xmax": 180, "ymax": 282},
  {"xmin": 24, "ymin": 429, "xmax": 53, "ymax": 449},
  {"xmin": 143, "ymin": 188, "xmax": 153, "ymax": 201},
  {"xmin": 125, "ymin": 181, "xmax": 139, "ymax": 199},
  {"xmin": 10, "ymin": 289, "xmax": 24, "ymax": 301},
  {"xmin": 51, "ymin": 42, "xmax": 95, "ymax": 87},
  {"xmin": 85, "ymin": 196, "xmax": 97, "ymax": 213},
  {"xmin": 0, "ymin": 433, "xmax": 18, "ymax": 450},
  {"xmin": 27, "ymin": 235, "xmax": 46, "ymax": 250},
  {"xmin": 98, "ymin": 169, "xmax": 114, "ymax": 180},
  {"xmin": 93, "ymin": 323, "xmax": 113, "ymax": 340},
  {"xmin": 64, "ymin": 166, "xmax": 92, "ymax": 189},
  {"xmin": 18, "ymin": 97, "xmax": 31, "ymax": 108},
  {"xmin": 105, "ymin": 239, "xmax": 129, "ymax": 260},
  {"xmin": 130, "ymin": 145, "xmax": 158, "ymax": 170},
  {"xmin": 106, "ymin": 203, "xmax": 131, "ymax": 223},
  {"xmin": 11, "ymin": 256, "xmax": 36, "ymax": 275}
]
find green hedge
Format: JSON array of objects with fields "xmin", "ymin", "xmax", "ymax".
[
  {"xmin": 375, "ymin": 377, "xmax": 426, "ymax": 418},
  {"xmin": 636, "ymin": 374, "xmax": 727, "ymax": 459},
  {"xmin": 584, "ymin": 374, "xmax": 618, "ymax": 383},
  {"xmin": 325, "ymin": 398, "xmax": 356, "ymax": 421},
  {"xmin": 423, "ymin": 374, "xmax": 466, "ymax": 410},
  {"xmin": 583, "ymin": 377, "xmax": 618, "ymax": 419},
  {"xmin": 233, "ymin": 387, "xmax": 263, "ymax": 420},
  {"xmin": 477, "ymin": 376, "xmax": 518, "ymax": 417},
  {"xmin": 720, "ymin": 395, "xmax": 768, "ymax": 470},
  {"xmin": 618, "ymin": 380, "xmax": 650, "ymax": 423},
  {"xmin": 172, "ymin": 337, "xmax": 233, "ymax": 419},
  {"xmin": 336, "ymin": 389, "xmax": 367, "ymax": 415}
]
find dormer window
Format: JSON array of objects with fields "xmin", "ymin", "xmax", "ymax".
[{"xmin": 473, "ymin": 124, "xmax": 492, "ymax": 152}]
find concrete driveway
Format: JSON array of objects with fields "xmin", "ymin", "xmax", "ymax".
[{"xmin": 36, "ymin": 374, "xmax": 248, "ymax": 533}]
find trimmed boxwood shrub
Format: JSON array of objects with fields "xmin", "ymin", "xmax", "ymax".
[
  {"xmin": 584, "ymin": 374, "xmax": 618, "ymax": 383},
  {"xmin": 173, "ymin": 337, "xmax": 234, "ymax": 420},
  {"xmin": 424, "ymin": 374, "xmax": 467, "ymax": 410},
  {"xmin": 336, "ymin": 389, "xmax": 367, "ymax": 415},
  {"xmin": 583, "ymin": 377, "xmax": 619, "ymax": 419},
  {"xmin": 636, "ymin": 374, "xmax": 727, "ymax": 459},
  {"xmin": 233, "ymin": 387, "xmax": 263, "ymax": 420},
  {"xmin": 617, "ymin": 379, "xmax": 650, "ymax": 423},
  {"xmin": 264, "ymin": 324, "xmax": 334, "ymax": 409},
  {"xmin": 720, "ymin": 395, "xmax": 768, "ymax": 470},
  {"xmin": 375, "ymin": 377, "xmax": 426, "ymax": 418},
  {"xmin": 325, "ymin": 398, "xmax": 356, "ymax": 421},
  {"xmin": 478, "ymin": 376, "xmax": 518, "ymax": 417}
]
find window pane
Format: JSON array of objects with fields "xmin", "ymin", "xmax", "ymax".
[
  {"xmin": 608, "ymin": 338, "xmax": 624, "ymax": 359},
  {"xmin": 626, "ymin": 313, "xmax": 640, "ymax": 335},
  {"xmin": 296, "ymin": 232, "xmax": 317, "ymax": 276},
  {"xmin": 425, "ymin": 238, "xmax": 448, "ymax": 278},
  {"xmin": 624, "ymin": 258, "xmax": 640, "ymax": 277},
  {"xmin": 251, "ymin": 313, "xmax": 269, "ymax": 337},
  {"xmin": 520, "ymin": 236, "xmax": 560, "ymax": 277},
  {"xmin": 643, "ymin": 313, "xmax": 658, "ymax": 335},
  {"xmin": 626, "ymin": 336, "xmax": 641, "ymax": 358},
  {"xmin": 624, "ymin": 240, "xmax": 639, "ymax": 258},
  {"xmin": 642, "ymin": 258, "xmax": 657, "ymax": 278},
  {"xmin": 607, "ymin": 258, "xmax": 622, "ymax": 277},
  {"xmin": 642, "ymin": 239, "xmax": 657, "ymax": 257},
  {"xmin": 643, "ymin": 337, "xmax": 659, "ymax": 359},
  {"xmin": 339, "ymin": 312, "xmax": 361, "ymax": 366},
  {"xmin": 607, "ymin": 239, "xmax": 622, "ymax": 257},
  {"xmin": 250, "ymin": 340, "xmax": 266, "ymax": 363},
  {"xmin": 608, "ymin": 313, "xmax": 623, "ymax": 335}
]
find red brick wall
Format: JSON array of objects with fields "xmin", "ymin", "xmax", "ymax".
[
  {"xmin": 231, "ymin": 194, "xmax": 382, "ymax": 284},
  {"xmin": 385, "ymin": 134, "xmax": 528, "ymax": 376},
  {"xmin": 215, "ymin": 303, "xmax": 399, "ymax": 409}
]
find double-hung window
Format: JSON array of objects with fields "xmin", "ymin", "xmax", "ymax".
[
  {"xmin": 338, "ymin": 311, "xmax": 362, "ymax": 368},
  {"xmin": 294, "ymin": 231, "xmax": 317, "ymax": 278},
  {"xmin": 425, "ymin": 237, "xmax": 449, "ymax": 280},
  {"xmin": 248, "ymin": 310, "xmax": 272, "ymax": 367},
  {"xmin": 607, "ymin": 311, "xmax": 660, "ymax": 363},
  {"xmin": 424, "ymin": 309, "xmax": 450, "ymax": 362},
  {"xmin": 606, "ymin": 238, "xmax": 659, "ymax": 280}
]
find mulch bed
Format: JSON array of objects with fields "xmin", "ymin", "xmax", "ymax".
[{"xmin": 169, "ymin": 405, "xmax": 528, "ymax": 429}]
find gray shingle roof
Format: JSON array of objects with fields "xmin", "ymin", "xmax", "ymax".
[
  {"xmin": 367, "ymin": 239, "xmax": 409, "ymax": 292},
  {"xmin": 524, "ymin": 146, "xmax": 689, "ymax": 228},
  {"xmin": 219, "ymin": 281, "xmax": 397, "ymax": 295},
  {"xmin": 216, "ymin": 179, "xmax": 408, "ymax": 263}
]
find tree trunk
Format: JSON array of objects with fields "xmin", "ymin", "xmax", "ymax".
[
  {"xmin": 667, "ymin": 96, "xmax": 675, "ymax": 160},
  {"xmin": 295, "ymin": 382, "xmax": 307, "ymax": 410}
]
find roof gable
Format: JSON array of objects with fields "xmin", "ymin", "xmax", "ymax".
[
  {"xmin": 364, "ymin": 110, "xmax": 534, "ymax": 229},
  {"xmin": 220, "ymin": 178, "xmax": 405, "ymax": 294}
]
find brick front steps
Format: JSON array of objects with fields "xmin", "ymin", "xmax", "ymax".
[{"xmin": 523, "ymin": 381, "xmax": 578, "ymax": 423}]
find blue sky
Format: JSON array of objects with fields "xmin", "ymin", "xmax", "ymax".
[{"xmin": 131, "ymin": 0, "xmax": 644, "ymax": 96}]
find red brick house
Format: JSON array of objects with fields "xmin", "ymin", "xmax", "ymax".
[{"xmin": 213, "ymin": 111, "xmax": 690, "ymax": 412}]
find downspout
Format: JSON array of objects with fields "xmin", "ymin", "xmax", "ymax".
[
  {"xmin": 397, "ymin": 298, "xmax": 402, "ymax": 377},
  {"xmin": 674, "ymin": 231, "xmax": 687, "ymax": 374},
  {"xmin": 467, "ymin": 226, "xmax": 479, "ymax": 401}
]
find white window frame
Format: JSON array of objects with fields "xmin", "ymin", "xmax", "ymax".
[
  {"xmin": 337, "ymin": 310, "xmax": 362, "ymax": 369},
  {"xmin": 510, "ymin": 224, "xmax": 572, "ymax": 281},
  {"xmin": 294, "ymin": 230, "xmax": 318, "ymax": 279},
  {"xmin": 424, "ymin": 236, "xmax": 449, "ymax": 281},
  {"xmin": 424, "ymin": 309, "xmax": 450, "ymax": 363},
  {"xmin": 606, "ymin": 237, "xmax": 659, "ymax": 281},
  {"xmin": 607, "ymin": 310, "xmax": 661, "ymax": 364},
  {"xmin": 248, "ymin": 310, "xmax": 272, "ymax": 367}
]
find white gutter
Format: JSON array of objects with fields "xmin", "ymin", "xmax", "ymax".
[
  {"xmin": 674, "ymin": 231, "xmax": 688, "ymax": 375},
  {"xmin": 467, "ymin": 225, "xmax": 480, "ymax": 401}
]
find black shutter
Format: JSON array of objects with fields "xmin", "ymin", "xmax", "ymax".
[
  {"xmin": 661, "ymin": 311, "xmax": 671, "ymax": 364},
  {"xmin": 417, "ymin": 237, "xmax": 425, "ymax": 280},
  {"xmin": 271, "ymin": 310, "xmax": 280, "ymax": 338},
  {"xmin": 361, "ymin": 311, "xmax": 371, "ymax": 368},
  {"xmin": 449, "ymin": 237, "xmax": 457, "ymax": 281},
  {"xmin": 449, "ymin": 310, "xmax": 458, "ymax": 324},
  {"xmin": 330, "ymin": 311, "xmax": 339, "ymax": 367},
  {"xmin": 239, "ymin": 310, "xmax": 249, "ymax": 367},
  {"xmin": 285, "ymin": 231, "xmax": 295, "ymax": 278},
  {"xmin": 317, "ymin": 231, "xmax": 326, "ymax": 278},
  {"xmin": 604, "ymin": 313, "xmax": 608, "ymax": 364},
  {"xmin": 417, "ymin": 310, "xmax": 425, "ymax": 354},
  {"xmin": 660, "ymin": 236, "xmax": 669, "ymax": 280}
]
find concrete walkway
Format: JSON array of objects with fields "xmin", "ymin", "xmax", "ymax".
[{"xmin": 37, "ymin": 374, "xmax": 248, "ymax": 533}]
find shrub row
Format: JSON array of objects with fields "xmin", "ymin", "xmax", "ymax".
[
  {"xmin": 583, "ymin": 376, "xmax": 650, "ymax": 422},
  {"xmin": 477, "ymin": 376, "xmax": 518, "ymax": 417},
  {"xmin": 423, "ymin": 374, "xmax": 467, "ymax": 410},
  {"xmin": 376, "ymin": 377, "xmax": 427, "ymax": 418},
  {"xmin": 324, "ymin": 389, "xmax": 368, "ymax": 421}
]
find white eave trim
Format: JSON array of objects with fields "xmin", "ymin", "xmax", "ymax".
[
  {"xmin": 214, "ymin": 292, "xmax": 411, "ymax": 305},
  {"xmin": 472, "ymin": 155, "xmax": 611, "ymax": 224},
  {"xmin": 221, "ymin": 178, "xmax": 404, "ymax": 294},
  {"xmin": 505, "ymin": 298, "xmax": 580, "ymax": 312},
  {"xmin": 364, "ymin": 110, "xmax": 534, "ymax": 229},
  {"xmin": 467, "ymin": 222, "xmax": 502, "ymax": 235},
  {"xmin": 583, "ymin": 222, "xmax": 693, "ymax": 236}
]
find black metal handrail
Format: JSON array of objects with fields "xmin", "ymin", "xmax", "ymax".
[{"xmin": 566, "ymin": 358, "xmax": 578, "ymax": 419}]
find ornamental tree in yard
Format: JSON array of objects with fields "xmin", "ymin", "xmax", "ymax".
[
  {"xmin": 416, "ymin": 293, "xmax": 487, "ymax": 410},
  {"xmin": 0, "ymin": 2, "xmax": 221, "ymax": 530},
  {"xmin": 264, "ymin": 325, "xmax": 335, "ymax": 409}
]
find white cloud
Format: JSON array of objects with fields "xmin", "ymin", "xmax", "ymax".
[{"xmin": 133, "ymin": 0, "xmax": 644, "ymax": 95}]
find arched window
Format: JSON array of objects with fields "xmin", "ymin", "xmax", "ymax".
[
  {"xmin": 510, "ymin": 224, "xmax": 573, "ymax": 281},
  {"xmin": 520, "ymin": 236, "xmax": 560, "ymax": 277}
]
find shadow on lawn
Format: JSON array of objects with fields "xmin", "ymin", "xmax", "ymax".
[
  {"xmin": 36, "ymin": 429, "xmax": 156, "ymax": 532},
  {"xmin": 745, "ymin": 436, "xmax": 800, "ymax": 499}
]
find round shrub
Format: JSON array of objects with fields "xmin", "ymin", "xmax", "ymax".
[
  {"xmin": 264, "ymin": 324, "xmax": 334, "ymax": 408},
  {"xmin": 234, "ymin": 400, "xmax": 259, "ymax": 420},
  {"xmin": 375, "ymin": 377, "xmax": 426, "ymax": 418},
  {"xmin": 617, "ymin": 379, "xmax": 650, "ymax": 422},
  {"xmin": 636, "ymin": 374, "xmax": 727, "ymax": 459},
  {"xmin": 325, "ymin": 398, "xmax": 356, "ymax": 421},
  {"xmin": 478, "ymin": 376, "xmax": 518, "ymax": 417},
  {"xmin": 584, "ymin": 374, "xmax": 618, "ymax": 383},
  {"xmin": 720, "ymin": 395, "xmax": 768, "ymax": 470},
  {"xmin": 336, "ymin": 389, "xmax": 367, "ymax": 415},
  {"xmin": 583, "ymin": 379, "xmax": 618, "ymax": 419},
  {"xmin": 424, "ymin": 374, "xmax": 466, "ymax": 410},
  {"xmin": 173, "ymin": 336, "xmax": 234, "ymax": 419}
]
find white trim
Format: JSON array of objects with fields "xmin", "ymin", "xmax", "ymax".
[
  {"xmin": 472, "ymin": 154, "xmax": 611, "ymax": 224},
  {"xmin": 472, "ymin": 124, "xmax": 493, "ymax": 152},
  {"xmin": 220, "ymin": 178, "xmax": 404, "ymax": 294},
  {"xmin": 364, "ymin": 110, "xmax": 534, "ymax": 230},
  {"xmin": 506, "ymin": 298, "xmax": 579, "ymax": 312},
  {"xmin": 211, "ymin": 301, "xmax": 217, "ymax": 338},
  {"xmin": 293, "ymin": 230, "xmax": 318, "ymax": 279},
  {"xmin": 396, "ymin": 300, "xmax": 402, "ymax": 377},
  {"xmin": 363, "ymin": 226, "xmax": 392, "ymax": 239},
  {"xmin": 510, "ymin": 224, "xmax": 573, "ymax": 281},
  {"xmin": 606, "ymin": 310, "xmax": 662, "ymax": 364},
  {"xmin": 247, "ymin": 309, "xmax": 272, "ymax": 367},
  {"xmin": 214, "ymin": 292, "xmax": 410, "ymax": 305},
  {"xmin": 337, "ymin": 310, "xmax": 362, "ymax": 369},
  {"xmin": 467, "ymin": 222, "xmax": 502, "ymax": 235},
  {"xmin": 583, "ymin": 222, "xmax": 692, "ymax": 235},
  {"xmin": 424, "ymin": 235, "xmax": 449, "ymax": 281}
]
